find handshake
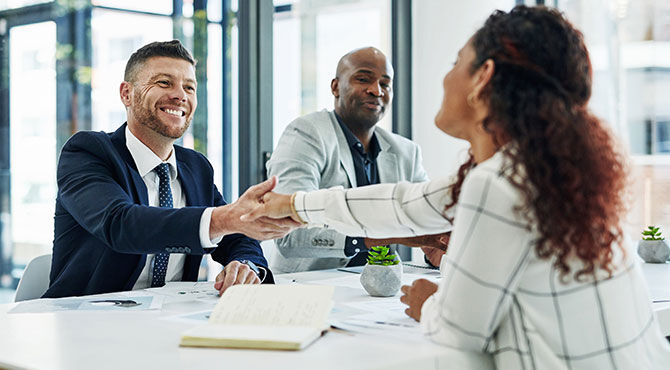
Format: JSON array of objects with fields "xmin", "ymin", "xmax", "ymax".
[
  {"xmin": 208, "ymin": 176, "xmax": 303, "ymax": 242},
  {"xmin": 210, "ymin": 176, "xmax": 450, "ymax": 258}
]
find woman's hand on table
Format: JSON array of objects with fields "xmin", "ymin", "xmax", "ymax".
[{"xmin": 400, "ymin": 279, "xmax": 439, "ymax": 321}]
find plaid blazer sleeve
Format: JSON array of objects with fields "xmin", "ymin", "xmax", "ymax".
[{"xmin": 294, "ymin": 177, "xmax": 455, "ymax": 238}]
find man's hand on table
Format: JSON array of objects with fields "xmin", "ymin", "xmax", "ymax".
[{"xmin": 214, "ymin": 261, "xmax": 261, "ymax": 295}]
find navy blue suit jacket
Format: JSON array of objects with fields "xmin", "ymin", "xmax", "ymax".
[{"xmin": 45, "ymin": 124, "xmax": 272, "ymax": 298}]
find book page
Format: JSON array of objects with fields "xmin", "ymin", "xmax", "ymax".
[{"xmin": 209, "ymin": 284, "xmax": 334, "ymax": 329}]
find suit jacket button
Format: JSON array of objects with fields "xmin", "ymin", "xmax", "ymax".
[
  {"xmin": 184, "ymin": 247, "xmax": 191, "ymax": 253},
  {"xmin": 328, "ymin": 240, "xmax": 334, "ymax": 246},
  {"xmin": 312, "ymin": 240, "xmax": 317, "ymax": 246}
]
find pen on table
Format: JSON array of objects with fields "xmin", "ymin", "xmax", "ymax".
[{"xmin": 374, "ymin": 321, "xmax": 414, "ymax": 328}]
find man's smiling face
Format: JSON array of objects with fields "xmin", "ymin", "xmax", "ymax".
[{"xmin": 128, "ymin": 56, "xmax": 197, "ymax": 139}]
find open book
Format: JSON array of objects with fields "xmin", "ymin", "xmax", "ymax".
[{"xmin": 180, "ymin": 284, "xmax": 334, "ymax": 350}]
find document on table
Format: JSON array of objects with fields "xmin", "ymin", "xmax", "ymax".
[
  {"xmin": 162, "ymin": 310, "xmax": 213, "ymax": 324},
  {"xmin": 9, "ymin": 291, "xmax": 164, "ymax": 313},
  {"xmin": 330, "ymin": 298, "xmax": 423, "ymax": 339},
  {"xmin": 145, "ymin": 281, "xmax": 219, "ymax": 303}
]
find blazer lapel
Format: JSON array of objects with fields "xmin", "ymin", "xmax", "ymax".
[
  {"xmin": 175, "ymin": 149, "xmax": 199, "ymax": 207},
  {"xmin": 376, "ymin": 130, "xmax": 399, "ymax": 183},
  {"xmin": 110, "ymin": 123, "xmax": 149, "ymax": 205},
  {"xmin": 329, "ymin": 112, "xmax": 358, "ymax": 187}
]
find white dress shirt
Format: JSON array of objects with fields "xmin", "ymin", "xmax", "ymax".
[
  {"xmin": 294, "ymin": 150, "xmax": 670, "ymax": 369},
  {"xmin": 125, "ymin": 126, "xmax": 220, "ymax": 290}
]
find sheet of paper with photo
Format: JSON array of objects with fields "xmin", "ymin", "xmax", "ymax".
[{"xmin": 9, "ymin": 291, "xmax": 164, "ymax": 314}]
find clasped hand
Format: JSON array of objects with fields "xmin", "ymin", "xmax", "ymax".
[{"xmin": 210, "ymin": 176, "xmax": 301, "ymax": 241}]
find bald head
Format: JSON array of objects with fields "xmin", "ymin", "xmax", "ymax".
[
  {"xmin": 335, "ymin": 47, "xmax": 393, "ymax": 80},
  {"xmin": 331, "ymin": 47, "xmax": 394, "ymax": 133}
]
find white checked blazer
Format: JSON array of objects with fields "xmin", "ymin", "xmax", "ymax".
[{"xmin": 294, "ymin": 150, "xmax": 670, "ymax": 369}]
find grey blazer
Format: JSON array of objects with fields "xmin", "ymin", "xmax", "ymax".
[{"xmin": 267, "ymin": 110, "xmax": 429, "ymax": 273}]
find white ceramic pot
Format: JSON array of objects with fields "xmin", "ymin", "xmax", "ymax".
[
  {"xmin": 360, "ymin": 263, "xmax": 403, "ymax": 297},
  {"xmin": 637, "ymin": 239, "xmax": 670, "ymax": 263}
]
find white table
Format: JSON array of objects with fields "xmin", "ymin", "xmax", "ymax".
[
  {"xmin": 1, "ymin": 264, "xmax": 668, "ymax": 370},
  {"xmin": 641, "ymin": 261, "xmax": 670, "ymax": 336},
  {"xmin": 0, "ymin": 269, "xmax": 454, "ymax": 370}
]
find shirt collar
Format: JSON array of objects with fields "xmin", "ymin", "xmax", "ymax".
[
  {"xmin": 334, "ymin": 113, "xmax": 382, "ymax": 160},
  {"xmin": 125, "ymin": 125, "xmax": 178, "ymax": 180}
]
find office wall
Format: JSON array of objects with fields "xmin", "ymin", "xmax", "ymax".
[{"xmin": 411, "ymin": 0, "xmax": 515, "ymax": 179}]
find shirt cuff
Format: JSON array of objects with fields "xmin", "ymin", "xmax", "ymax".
[
  {"xmin": 343, "ymin": 237, "xmax": 366, "ymax": 257},
  {"xmin": 256, "ymin": 266, "xmax": 267, "ymax": 283},
  {"xmin": 200, "ymin": 207, "xmax": 223, "ymax": 248}
]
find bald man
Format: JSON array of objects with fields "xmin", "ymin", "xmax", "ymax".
[{"xmin": 267, "ymin": 47, "xmax": 446, "ymax": 273}]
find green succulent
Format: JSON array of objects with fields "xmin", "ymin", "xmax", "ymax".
[
  {"xmin": 366, "ymin": 245, "xmax": 399, "ymax": 266},
  {"xmin": 642, "ymin": 226, "xmax": 665, "ymax": 241}
]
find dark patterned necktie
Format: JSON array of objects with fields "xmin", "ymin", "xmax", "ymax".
[{"xmin": 151, "ymin": 163, "xmax": 173, "ymax": 287}]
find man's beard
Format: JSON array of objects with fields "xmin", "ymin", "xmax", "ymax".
[{"xmin": 132, "ymin": 95, "xmax": 191, "ymax": 139}]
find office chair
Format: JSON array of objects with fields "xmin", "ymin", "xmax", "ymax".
[{"xmin": 14, "ymin": 254, "xmax": 52, "ymax": 302}]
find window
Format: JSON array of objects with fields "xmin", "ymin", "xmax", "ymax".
[
  {"xmin": 9, "ymin": 21, "xmax": 56, "ymax": 267},
  {"xmin": 272, "ymin": 0, "xmax": 392, "ymax": 148},
  {"xmin": 0, "ymin": 0, "xmax": 50, "ymax": 11},
  {"xmin": 560, "ymin": 0, "xmax": 670, "ymax": 237},
  {"xmin": 90, "ymin": 0, "xmax": 172, "ymax": 15},
  {"xmin": 91, "ymin": 9, "xmax": 172, "ymax": 133},
  {"xmin": 0, "ymin": 2, "xmax": 235, "ymax": 294}
]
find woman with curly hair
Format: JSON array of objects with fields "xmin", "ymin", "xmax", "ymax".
[{"xmin": 246, "ymin": 5, "xmax": 670, "ymax": 369}]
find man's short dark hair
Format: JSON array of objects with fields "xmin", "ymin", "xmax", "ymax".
[{"xmin": 124, "ymin": 40, "xmax": 196, "ymax": 83}]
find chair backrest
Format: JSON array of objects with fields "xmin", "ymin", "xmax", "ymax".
[{"xmin": 14, "ymin": 254, "xmax": 52, "ymax": 302}]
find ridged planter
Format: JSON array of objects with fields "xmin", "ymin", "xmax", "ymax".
[{"xmin": 360, "ymin": 263, "xmax": 403, "ymax": 297}]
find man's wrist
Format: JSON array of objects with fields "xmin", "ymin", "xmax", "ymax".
[
  {"xmin": 210, "ymin": 205, "xmax": 234, "ymax": 239},
  {"xmin": 363, "ymin": 237, "xmax": 396, "ymax": 249},
  {"xmin": 424, "ymin": 254, "xmax": 439, "ymax": 268}
]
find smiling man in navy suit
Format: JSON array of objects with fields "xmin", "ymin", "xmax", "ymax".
[{"xmin": 45, "ymin": 40, "xmax": 299, "ymax": 298}]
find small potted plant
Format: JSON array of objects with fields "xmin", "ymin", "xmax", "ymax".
[
  {"xmin": 360, "ymin": 246, "xmax": 403, "ymax": 297},
  {"xmin": 637, "ymin": 226, "xmax": 670, "ymax": 263}
]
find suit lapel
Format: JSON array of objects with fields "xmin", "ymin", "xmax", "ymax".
[
  {"xmin": 329, "ymin": 112, "xmax": 358, "ymax": 187},
  {"xmin": 110, "ymin": 123, "xmax": 149, "ymax": 205},
  {"xmin": 110, "ymin": 124, "xmax": 148, "ymax": 282},
  {"xmin": 175, "ymin": 149, "xmax": 198, "ymax": 207},
  {"xmin": 376, "ymin": 130, "xmax": 399, "ymax": 183}
]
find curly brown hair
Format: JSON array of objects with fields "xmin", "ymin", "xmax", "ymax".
[{"xmin": 447, "ymin": 6, "xmax": 627, "ymax": 280}]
